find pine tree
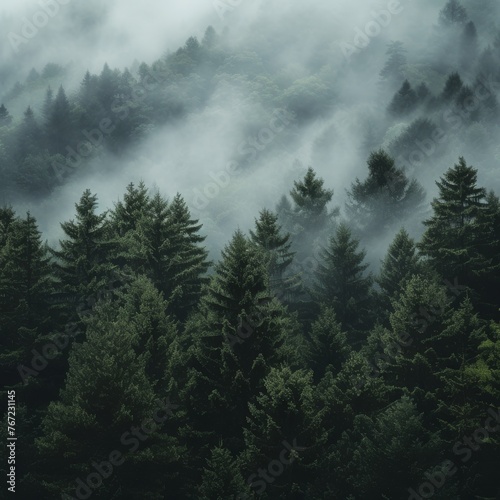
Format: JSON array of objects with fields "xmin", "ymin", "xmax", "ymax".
[
  {"xmin": 314, "ymin": 223, "xmax": 373, "ymax": 343},
  {"xmin": 0, "ymin": 213, "xmax": 54, "ymax": 386},
  {"xmin": 114, "ymin": 275, "xmax": 179, "ymax": 393},
  {"xmin": 332, "ymin": 396, "xmax": 444, "ymax": 499},
  {"xmin": 241, "ymin": 366, "xmax": 327, "ymax": 499},
  {"xmin": 346, "ymin": 150, "xmax": 425, "ymax": 237},
  {"xmin": 112, "ymin": 182, "xmax": 152, "ymax": 233},
  {"xmin": 381, "ymin": 275, "xmax": 451, "ymax": 416},
  {"xmin": 36, "ymin": 301, "xmax": 180, "ymax": 498},
  {"xmin": 418, "ymin": 157, "xmax": 489, "ymax": 285},
  {"xmin": 0, "ymin": 103, "xmax": 12, "ymax": 126},
  {"xmin": 289, "ymin": 167, "xmax": 334, "ymax": 232},
  {"xmin": 377, "ymin": 228, "xmax": 424, "ymax": 310},
  {"xmin": 441, "ymin": 72, "xmax": 464, "ymax": 102},
  {"xmin": 51, "ymin": 190, "xmax": 116, "ymax": 320},
  {"xmin": 42, "ymin": 86, "xmax": 54, "ymax": 123},
  {"xmin": 460, "ymin": 21, "xmax": 478, "ymax": 71},
  {"xmin": 250, "ymin": 208, "xmax": 299, "ymax": 300},
  {"xmin": 434, "ymin": 298, "xmax": 487, "ymax": 440},
  {"xmin": 198, "ymin": 446, "xmax": 250, "ymax": 499},
  {"xmin": 15, "ymin": 107, "xmax": 42, "ymax": 160},
  {"xmin": 380, "ymin": 41, "xmax": 407, "ymax": 85},
  {"xmin": 439, "ymin": 0, "xmax": 468, "ymax": 27},
  {"xmin": 305, "ymin": 306, "xmax": 349, "ymax": 380},
  {"xmin": 388, "ymin": 80, "xmax": 418, "ymax": 115},
  {"xmin": 46, "ymin": 85, "xmax": 73, "ymax": 155},
  {"xmin": 179, "ymin": 232, "xmax": 297, "ymax": 462},
  {"xmin": 162, "ymin": 193, "xmax": 210, "ymax": 320}
]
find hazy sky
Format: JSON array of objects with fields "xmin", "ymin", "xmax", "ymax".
[{"xmin": 4, "ymin": 0, "xmax": 500, "ymax": 261}]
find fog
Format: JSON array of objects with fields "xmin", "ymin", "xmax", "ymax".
[{"xmin": 2, "ymin": 0, "xmax": 499, "ymax": 262}]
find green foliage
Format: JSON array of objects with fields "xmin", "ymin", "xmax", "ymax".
[
  {"xmin": 346, "ymin": 150, "xmax": 425, "ymax": 236},
  {"xmin": 314, "ymin": 223, "xmax": 373, "ymax": 342}
]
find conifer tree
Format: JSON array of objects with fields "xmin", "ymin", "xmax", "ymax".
[
  {"xmin": 250, "ymin": 208, "xmax": 299, "ymax": 300},
  {"xmin": 179, "ymin": 232, "xmax": 297, "ymax": 461},
  {"xmin": 332, "ymin": 396, "xmax": 444, "ymax": 499},
  {"xmin": 0, "ymin": 213, "xmax": 54, "ymax": 386},
  {"xmin": 377, "ymin": 228, "xmax": 424, "ymax": 311},
  {"xmin": 162, "ymin": 193, "xmax": 210, "ymax": 320},
  {"xmin": 36, "ymin": 301, "xmax": 180, "ymax": 498},
  {"xmin": 289, "ymin": 167, "xmax": 334, "ymax": 232},
  {"xmin": 305, "ymin": 306, "xmax": 349, "ymax": 380},
  {"xmin": 346, "ymin": 150, "xmax": 425, "ymax": 236},
  {"xmin": 380, "ymin": 275, "xmax": 451, "ymax": 415},
  {"xmin": 314, "ymin": 223, "xmax": 373, "ymax": 343},
  {"xmin": 241, "ymin": 366, "xmax": 327, "ymax": 499},
  {"xmin": 418, "ymin": 158, "xmax": 489, "ymax": 284},
  {"xmin": 198, "ymin": 446, "xmax": 250, "ymax": 499},
  {"xmin": 388, "ymin": 80, "xmax": 418, "ymax": 115},
  {"xmin": 380, "ymin": 41, "xmax": 407, "ymax": 85},
  {"xmin": 439, "ymin": 0, "xmax": 468, "ymax": 26},
  {"xmin": 441, "ymin": 72, "xmax": 464, "ymax": 102},
  {"xmin": 51, "ymin": 190, "xmax": 116, "ymax": 319},
  {"xmin": 46, "ymin": 86, "xmax": 73, "ymax": 154},
  {"xmin": 16, "ymin": 107, "xmax": 42, "ymax": 160},
  {"xmin": 0, "ymin": 103, "xmax": 12, "ymax": 126}
]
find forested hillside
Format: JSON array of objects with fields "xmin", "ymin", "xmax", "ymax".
[{"xmin": 1, "ymin": 0, "xmax": 500, "ymax": 498}]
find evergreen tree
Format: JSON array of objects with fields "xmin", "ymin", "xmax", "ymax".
[
  {"xmin": 241, "ymin": 366, "xmax": 327, "ymax": 500},
  {"xmin": 42, "ymin": 86, "xmax": 54, "ymax": 123},
  {"xmin": 111, "ymin": 181, "xmax": 151, "ymax": 236},
  {"xmin": 388, "ymin": 80, "xmax": 418, "ymax": 115},
  {"xmin": 36, "ymin": 301, "xmax": 180, "ymax": 498},
  {"xmin": 314, "ymin": 223, "xmax": 373, "ymax": 343},
  {"xmin": 332, "ymin": 396, "xmax": 443, "ymax": 499},
  {"xmin": 439, "ymin": 0, "xmax": 468, "ymax": 26},
  {"xmin": 250, "ymin": 208, "xmax": 299, "ymax": 301},
  {"xmin": 0, "ymin": 213, "xmax": 54, "ymax": 386},
  {"xmin": 179, "ymin": 232, "xmax": 297, "ymax": 463},
  {"xmin": 346, "ymin": 150, "xmax": 425, "ymax": 237},
  {"xmin": 162, "ymin": 193, "xmax": 210, "ymax": 320},
  {"xmin": 460, "ymin": 21, "xmax": 478, "ymax": 71},
  {"xmin": 15, "ymin": 107, "xmax": 42, "ymax": 160},
  {"xmin": 377, "ymin": 228, "xmax": 424, "ymax": 311},
  {"xmin": 418, "ymin": 158, "xmax": 489, "ymax": 285},
  {"xmin": 51, "ymin": 190, "xmax": 116, "ymax": 320},
  {"xmin": 198, "ymin": 446, "xmax": 250, "ymax": 499},
  {"xmin": 305, "ymin": 306, "xmax": 349, "ymax": 380},
  {"xmin": 381, "ymin": 275, "xmax": 451, "ymax": 417},
  {"xmin": 0, "ymin": 104, "xmax": 12, "ymax": 126},
  {"xmin": 435, "ymin": 298, "xmax": 487, "ymax": 440},
  {"xmin": 380, "ymin": 41, "xmax": 407, "ymax": 85},
  {"xmin": 441, "ymin": 72, "xmax": 464, "ymax": 102},
  {"xmin": 46, "ymin": 85, "xmax": 73, "ymax": 154},
  {"xmin": 289, "ymin": 167, "xmax": 334, "ymax": 232}
]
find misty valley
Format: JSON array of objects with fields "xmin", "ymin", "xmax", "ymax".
[{"xmin": 1, "ymin": 0, "xmax": 500, "ymax": 499}]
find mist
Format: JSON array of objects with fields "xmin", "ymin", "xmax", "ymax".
[{"xmin": 2, "ymin": 0, "xmax": 500, "ymax": 262}]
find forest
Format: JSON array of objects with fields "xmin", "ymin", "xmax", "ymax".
[{"xmin": 1, "ymin": 0, "xmax": 500, "ymax": 498}]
